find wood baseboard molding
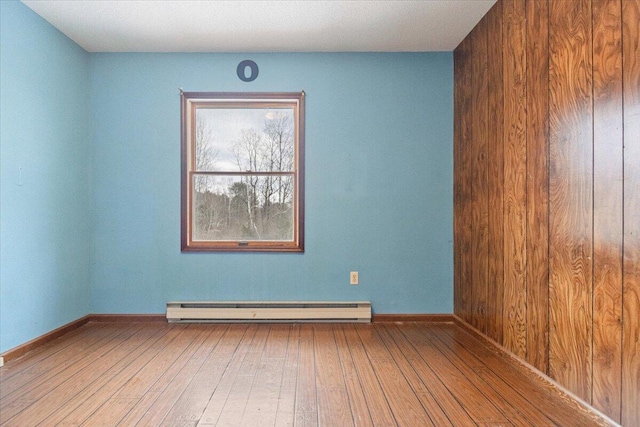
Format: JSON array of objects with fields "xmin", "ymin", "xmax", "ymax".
[
  {"xmin": 0, "ymin": 315, "xmax": 92, "ymax": 364},
  {"xmin": 372, "ymin": 313, "xmax": 455, "ymax": 322},
  {"xmin": 89, "ymin": 314, "xmax": 166, "ymax": 323},
  {"xmin": 0, "ymin": 314, "xmax": 165, "ymax": 364},
  {"xmin": 451, "ymin": 315, "xmax": 618, "ymax": 427}
]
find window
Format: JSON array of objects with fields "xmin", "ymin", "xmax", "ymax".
[{"xmin": 181, "ymin": 92, "xmax": 304, "ymax": 252}]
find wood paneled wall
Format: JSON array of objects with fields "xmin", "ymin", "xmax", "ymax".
[{"xmin": 453, "ymin": 0, "xmax": 639, "ymax": 424}]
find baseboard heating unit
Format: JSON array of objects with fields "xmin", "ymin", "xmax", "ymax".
[{"xmin": 166, "ymin": 301, "xmax": 371, "ymax": 323}]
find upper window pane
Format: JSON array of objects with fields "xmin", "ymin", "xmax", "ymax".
[{"xmin": 195, "ymin": 108, "xmax": 295, "ymax": 173}]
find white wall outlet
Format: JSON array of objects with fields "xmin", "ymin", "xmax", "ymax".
[
  {"xmin": 350, "ymin": 271, "xmax": 359, "ymax": 285},
  {"xmin": 0, "ymin": 356, "xmax": 4, "ymax": 367}
]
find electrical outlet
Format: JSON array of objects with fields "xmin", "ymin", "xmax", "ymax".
[
  {"xmin": 350, "ymin": 271, "xmax": 359, "ymax": 285},
  {"xmin": 0, "ymin": 356, "xmax": 4, "ymax": 367}
]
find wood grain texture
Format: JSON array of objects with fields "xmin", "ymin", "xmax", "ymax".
[
  {"xmin": 195, "ymin": 325, "xmax": 258, "ymax": 426},
  {"xmin": 622, "ymin": 1, "xmax": 640, "ymax": 425},
  {"xmin": 485, "ymin": 0, "xmax": 505, "ymax": 345},
  {"xmin": 275, "ymin": 324, "xmax": 300, "ymax": 427},
  {"xmin": 341, "ymin": 325, "xmax": 396, "ymax": 426},
  {"xmin": 400, "ymin": 323, "xmax": 508, "ymax": 424},
  {"xmin": 525, "ymin": 0, "xmax": 550, "ymax": 373},
  {"xmin": 354, "ymin": 324, "xmax": 435, "ymax": 426},
  {"xmin": 239, "ymin": 325, "xmax": 290, "ymax": 426},
  {"xmin": 453, "ymin": 40, "xmax": 464, "ymax": 319},
  {"xmin": 502, "ymin": 0, "xmax": 528, "ymax": 359},
  {"xmin": 425, "ymin": 325, "xmax": 540, "ymax": 426},
  {"xmin": 0, "ymin": 321, "xmax": 615, "ymax": 427},
  {"xmin": 313, "ymin": 325, "xmax": 354, "ymax": 427},
  {"xmin": 293, "ymin": 324, "xmax": 318, "ymax": 427},
  {"xmin": 0, "ymin": 324, "xmax": 145, "ymax": 420},
  {"xmin": 592, "ymin": 0, "xmax": 624, "ymax": 421},
  {"xmin": 471, "ymin": 16, "xmax": 490, "ymax": 336},
  {"xmin": 0, "ymin": 323, "xmax": 118, "ymax": 396},
  {"xmin": 548, "ymin": 0, "xmax": 594, "ymax": 402},
  {"xmin": 450, "ymin": 317, "xmax": 615, "ymax": 427},
  {"xmin": 0, "ymin": 315, "xmax": 92, "ymax": 364},
  {"xmin": 456, "ymin": 35, "xmax": 474, "ymax": 324},
  {"xmin": 378, "ymin": 323, "xmax": 475, "ymax": 425},
  {"xmin": 374, "ymin": 324, "xmax": 453, "ymax": 426},
  {"xmin": 42, "ymin": 324, "xmax": 172, "ymax": 425},
  {"xmin": 77, "ymin": 324, "xmax": 217, "ymax": 426},
  {"xmin": 215, "ymin": 325, "xmax": 270, "ymax": 427},
  {"xmin": 158, "ymin": 325, "xmax": 243, "ymax": 426},
  {"xmin": 332, "ymin": 326, "xmax": 374, "ymax": 427},
  {"xmin": 454, "ymin": 0, "xmax": 638, "ymax": 423},
  {"xmin": 2, "ymin": 325, "xmax": 138, "ymax": 425}
]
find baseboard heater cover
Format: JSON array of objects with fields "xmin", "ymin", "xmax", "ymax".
[{"xmin": 166, "ymin": 301, "xmax": 372, "ymax": 323}]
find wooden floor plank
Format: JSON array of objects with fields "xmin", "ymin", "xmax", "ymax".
[
  {"xmin": 354, "ymin": 324, "xmax": 434, "ymax": 427},
  {"xmin": 373, "ymin": 324, "xmax": 453, "ymax": 427},
  {"xmin": 293, "ymin": 324, "xmax": 318, "ymax": 427},
  {"xmin": 427, "ymin": 324, "xmax": 552, "ymax": 426},
  {"xmin": 342, "ymin": 324, "xmax": 396, "ymax": 427},
  {"xmin": 29, "ymin": 323, "xmax": 171, "ymax": 426},
  {"xmin": 0, "ymin": 323, "xmax": 145, "ymax": 422},
  {"xmin": 333, "ymin": 326, "xmax": 374, "ymax": 427},
  {"xmin": 274, "ymin": 324, "xmax": 300, "ymax": 427},
  {"xmin": 78, "ymin": 324, "xmax": 221, "ymax": 426},
  {"xmin": 0, "ymin": 322, "xmax": 107, "ymax": 383},
  {"xmin": 195, "ymin": 324, "xmax": 259, "ymax": 426},
  {"xmin": 156, "ymin": 324, "xmax": 244, "ymax": 426},
  {"xmin": 212, "ymin": 325, "xmax": 270, "ymax": 427},
  {"xmin": 56, "ymin": 325, "xmax": 194, "ymax": 425},
  {"xmin": 2, "ymin": 330, "xmax": 153, "ymax": 426},
  {"xmin": 378, "ymin": 323, "xmax": 476, "ymax": 426},
  {"xmin": 239, "ymin": 324, "xmax": 291, "ymax": 427},
  {"xmin": 313, "ymin": 324, "xmax": 354, "ymax": 427},
  {"xmin": 399, "ymin": 323, "xmax": 509, "ymax": 424},
  {"xmin": 125, "ymin": 325, "xmax": 228, "ymax": 426},
  {"xmin": 110, "ymin": 324, "xmax": 208, "ymax": 398},
  {"xmin": 439, "ymin": 322, "xmax": 613, "ymax": 426},
  {"xmin": 0, "ymin": 323, "xmax": 121, "ymax": 398},
  {"xmin": 0, "ymin": 322, "xmax": 614, "ymax": 427}
]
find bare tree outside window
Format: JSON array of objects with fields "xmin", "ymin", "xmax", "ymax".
[{"xmin": 181, "ymin": 92, "xmax": 304, "ymax": 252}]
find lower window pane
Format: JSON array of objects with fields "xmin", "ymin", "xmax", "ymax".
[{"xmin": 193, "ymin": 175, "xmax": 294, "ymax": 242}]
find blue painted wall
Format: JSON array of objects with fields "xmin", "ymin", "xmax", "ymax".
[
  {"xmin": 0, "ymin": 1, "xmax": 92, "ymax": 352},
  {"xmin": 0, "ymin": 1, "xmax": 453, "ymax": 353},
  {"xmin": 89, "ymin": 52, "xmax": 453, "ymax": 314}
]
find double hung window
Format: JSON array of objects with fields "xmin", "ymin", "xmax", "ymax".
[{"xmin": 181, "ymin": 92, "xmax": 304, "ymax": 252}]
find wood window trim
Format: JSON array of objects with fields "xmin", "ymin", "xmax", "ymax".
[{"xmin": 181, "ymin": 92, "xmax": 305, "ymax": 252}]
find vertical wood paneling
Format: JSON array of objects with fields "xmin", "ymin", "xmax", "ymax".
[
  {"xmin": 592, "ymin": 0, "xmax": 623, "ymax": 421},
  {"xmin": 548, "ymin": 0, "xmax": 594, "ymax": 402},
  {"xmin": 622, "ymin": 1, "xmax": 640, "ymax": 425},
  {"xmin": 470, "ymin": 18, "xmax": 490, "ymax": 335},
  {"xmin": 525, "ymin": 0, "xmax": 550, "ymax": 373},
  {"xmin": 486, "ymin": 1, "xmax": 505, "ymax": 344},
  {"xmin": 502, "ymin": 0, "xmax": 528, "ymax": 358},
  {"xmin": 453, "ymin": 45, "xmax": 464, "ymax": 319},
  {"xmin": 454, "ymin": 1, "xmax": 638, "ymax": 423},
  {"xmin": 456, "ymin": 36, "xmax": 474, "ymax": 324}
]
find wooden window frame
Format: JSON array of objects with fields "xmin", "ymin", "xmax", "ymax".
[{"xmin": 181, "ymin": 92, "xmax": 305, "ymax": 252}]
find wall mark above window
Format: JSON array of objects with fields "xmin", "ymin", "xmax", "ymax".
[{"xmin": 237, "ymin": 60, "xmax": 259, "ymax": 82}]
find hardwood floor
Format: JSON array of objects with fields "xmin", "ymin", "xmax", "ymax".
[{"xmin": 0, "ymin": 321, "xmax": 613, "ymax": 426}]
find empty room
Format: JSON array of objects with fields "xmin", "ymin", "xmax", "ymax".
[{"xmin": 0, "ymin": 0, "xmax": 638, "ymax": 426}]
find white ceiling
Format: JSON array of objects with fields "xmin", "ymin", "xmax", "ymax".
[{"xmin": 20, "ymin": 0, "xmax": 495, "ymax": 53}]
